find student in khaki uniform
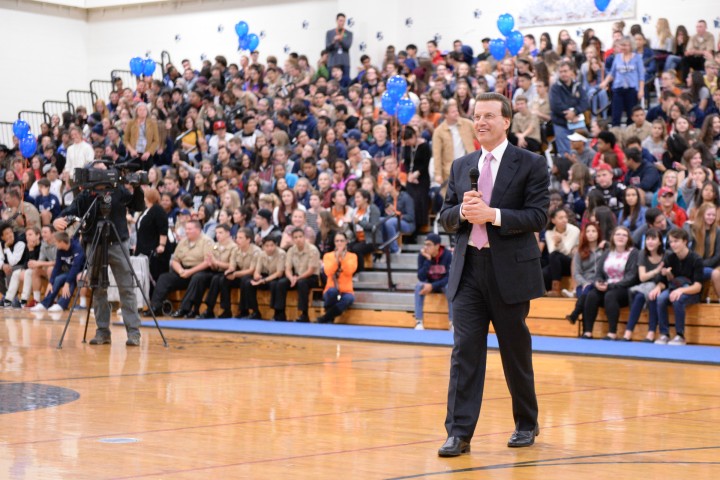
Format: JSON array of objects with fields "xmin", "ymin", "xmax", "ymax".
[
  {"xmin": 181, "ymin": 223, "xmax": 236, "ymax": 319},
  {"xmin": 276, "ymin": 228, "xmax": 321, "ymax": 322},
  {"xmin": 208, "ymin": 227, "xmax": 261, "ymax": 318},
  {"xmin": 145, "ymin": 220, "xmax": 214, "ymax": 317},
  {"xmin": 242, "ymin": 235, "xmax": 286, "ymax": 320}
]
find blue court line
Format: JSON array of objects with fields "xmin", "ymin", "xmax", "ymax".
[{"xmin": 134, "ymin": 318, "xmax": 720, "ymax": 365}]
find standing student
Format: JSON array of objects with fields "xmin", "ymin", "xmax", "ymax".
[
  {"xmin": 438, "ymin": 93, "xmax": 549, "ymax": 456},
  {"xmin": 647, "ymin": 228, "xmax": 703, "ymax": 345}
]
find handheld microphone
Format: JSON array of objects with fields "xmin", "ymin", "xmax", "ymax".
[{"xmin": 469, "ymin": 168, "xmax": 480, "ymax": 192}]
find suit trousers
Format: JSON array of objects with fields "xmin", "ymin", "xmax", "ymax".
[
  {"xmin": 243, "ymin": 278, "xmax": 283, "ymax": 312},
  {"xmin": 276, "ymin": 275, "xmax": 319, "ymax": 315},
  {"xmin": 219, "ymin": 274, "xmax": 253, "ymax": 313},
  {"xmin": 446, "ymin": 247, "xmax": 538, "ymax": 439},
  {"xmin": 180, "ymin": 270, "xmax": 215, "ymax": 312}
]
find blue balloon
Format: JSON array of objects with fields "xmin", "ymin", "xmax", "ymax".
[
  {"xmin": 238, "ymin": 35, "xmax": 250, "ymax": 51},
  {"xmin": 397, "ymin": 98, "xmax": 416, "ymax": 125},
  {"xmin": 506, "ymin": 30, "xmax": 524, "ymax": 56},
  {"xmin": 235, "ymin": 21, "xmax": 249, "ymax": 39},
  {"xmin": 594, "ymin": 0, "xmax": 610, "ymax": 12},
  {"xmin": 20, "ymin": 133, "xmax": 37, "ymax": 158},
  {"xmin": 129, "ymin": 57, "xmax": 143, "ymax": 76},
  {"xmin": 381, "ymin": 91, "xmax": 398, "ymax": 115},
  {"xmin": 143, "ymin": 58, "xmax": 156, "ymax": 77},
  {"xmin": 246, "ymin": 33, "xmax": 260, "ymax": 52},
  {"xmin": 387, "ymin": 75, "xmax": 408, "ymax": 101},
  {"xmin": 497, "ymin": 13, "xmax": 515, "ymax": 36},
  {"xmin": 12, "ymin": 119, "xmax": 30, "ymax": 139},
  {"xmin": 489, "ymin": 38, "xmax": 507, "ymax": 61}
]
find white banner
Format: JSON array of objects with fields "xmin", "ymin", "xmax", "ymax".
[{"xmin": 516, "ymin": 0, "xmax": 636, "ymax": 28}]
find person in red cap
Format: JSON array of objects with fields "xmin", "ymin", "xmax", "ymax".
[
  {"xmin": 657, "ymin": 186, "xmax": 688, "ymax": 227},
  {"xmin": 208, "ymin": 120, "xmax": 234, "ymax": 155},
  {"xmin": 591, "ymin": 163, "xmax": 626, "ymax": 216}
]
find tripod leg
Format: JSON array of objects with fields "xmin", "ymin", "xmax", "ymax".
[
  {"xmin": 82, "ymin": 292, "xmax": 95, "ymax": 343},
  {"xmin": 108, "ymin": 223, "xmax": 169, "ymax": 347},
  {"xmin": 57, "ymin": 223, "xmax": 103, "ymax": 349}
]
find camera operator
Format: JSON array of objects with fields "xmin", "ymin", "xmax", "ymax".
[{"xmin": 53, "ymin": 161, "xmax": 146, "ymax": 346}]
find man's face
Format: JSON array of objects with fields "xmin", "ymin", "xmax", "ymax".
[
  {"xmin": 218, "ymin": 148, "xmax": 230, "ymax": 163},
  {"xmin": 244, "ymin": 119, "xmax": 257, "ymax": 132},
  {"xmin": 186, "ymin": 222, "xmax": 200, "ymax": 241},
  {"xmin": 216, "ymin": 227, "xmax": 229, "ymax": 243},
  {"xmin": 424, "ymin": 241, "xmax": 440, "ymax": 257},
  {"xmin": 70, "ymin": 130, "xmax": 81, "ymax": 144},
  {"xmin": 697, "ymin": 21, "xmax": 707, "ymax": 35},
  {"xmin": 236, "ymin": 232, "xmax": 250, "ymax": 249},
  {"xmin": 337, "ymin": 15, "xmax": 346, "ymax": 29},
  {"xmin": 597, "ymin": 139, "xmax": 610, "ymax": 153},
  {"xmin": 669, "ymin": 236, "xmax": 687, "ymax": 254},
  {"xmin": 41, "ymin": 226, "xmax": 53, "ymax": 243},
  {"xmin": 595, "ymin": 170, "xmax": 612, "ymax": 187},
  {"xmin": 632, "ymin": 109, "xmax": 646, "ymax": 126},
  {"xmin": 263, "ymin": 240, "xmax": 277, "ymax": 255},
  {"xmin": 293, "ymin": 231, "xmax": 306, "ymax": 249},
  {"xmin": 660, "ymin": 191, "xmax": 675, "ymax": 207},
  {"xmin": 472, "ymin": 100, "xmax": 510, "ymax": 149},
  {"xmin": 303, "ymin": 162, "xmax": 317, "ymax": 178},
  {"xmin": 653, "ymin": 215, "xmax": 668, "ymax": 230},
  {"xmin": 518, "ymin": 77, "xmax": 531, "ymax": 91}
]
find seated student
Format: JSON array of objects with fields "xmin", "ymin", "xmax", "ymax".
[
  {"xmin": 144, "ymin": 220, "xmax": 214, "ymax": 317},
  {"xmin": 279, "ymin": 209, "xmax": 316, "ymax": 250},
  {"xmin": 413, "ymin": 233, "xmax": 452, "ymax": 330},
  {"xmin": 34, "ymin": 178, "xmax": 61, "ymax": 227},
  {"xmin": 657, "ymin": 186, "xmax": 688, "ymax": 229},
  {"xmin": 242, "ymin": 235, "xmax": 286, "ymax": 320},
  {"xmin": 591, "ymin": 131, "xmax": 627, "ymax": 179},
  {"xmin": 647, "ymin": 228, "xmax": 704, "ymax": 345},
  {"xmin": 180, "ymin": 223, "xmax": 237, "ymax": 319},
  {"xmin": 3, "ymin": 226, "xmax": 40, "ymax": 308},
  {"xmin": 0, "ymin": 223, "xmax": 28, "ymax": 307},
  {"xmin": 347, "ymin": 189, "xmax": 381, "ymax": 272},
  {"xmin": 316, "ymin": 231, "xmax": 358, "ymax": 324},
  {"xmin": 618, "ymin": 186, "xmax": 647, "ymax": 234},
  {"xmin": 685, "ymin": 203, "xmax": 720, "ymax": 282},
  {"xmin": 509, "ymin": 95, "xmax": 542, "ymax": 153},
  {"xmin": 28, "ymin": 224, "xmax": 57, "ymax": 309},
  {"xmin": 380, "ymin": 180, "xmax": 416, "ymax": 253},
  {"xmin": 543, "ymin": 208, "xmax": 580, "ymax": 297},
  {"xmin": 253, "ymin": 208, "xmax": 281, "ymax": 245},
  {"xmin": 623, "ymin": 147, "xmax": 661, "ymax": 194},
  {"xmin": 207, "ymin": 227, "xmax": 261, "ymax": 318},
  {"xmin": 632, "ymin": 207, "xmax": 674, "ymax": 248},
  {"xmin": 565, "ymin": 222, "xmax": 603, "ymax": 324},
  {"xmin": 591, "ymin": 163, "xmax": 626, "ymax": 216},
  {"xmin": 276, "ymin": 228, "xmax": 321, "ymax": 322},
  {"xmin": 581, "ymin": 226, "xmax": 639, "ymax": 339},
  {"xmin": 30, "ymin": 231, "xmax": 85, "ymax": 312},
  {"xmin": 622, "ymin": 228, "xmax": 665, "ymax": 341}
]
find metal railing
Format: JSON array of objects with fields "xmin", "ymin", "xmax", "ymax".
[
  {"xmin": 0, "ymin": 121, "xmax": 15, "ymax": 147},
  {"xmin": 110, "ymin": 69, "xmax": 137, "ymax": 91},
  {"xmin": 18, "ymin": 110, "xmax": 50, "ymax": 138},
  {"xmin": 42, "ymin": 101, "xmax": 73, "ymax": 121},
  {"xmin": 67, "ymin": 90, "xmax": 97, "ymax": 113},
  {"xmin": 90, "ymin": 80, "xmax": 114, "ymax": 103}
]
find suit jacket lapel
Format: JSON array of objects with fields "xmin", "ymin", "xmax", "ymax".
[
  {"xmin": 491, "ymin": 144, "xmax": 519, "ymax": 207},
  {"xmin": 462, "ymin": 151, "xmax": 482, "ymax": 192}
]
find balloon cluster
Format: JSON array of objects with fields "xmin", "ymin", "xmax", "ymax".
[
  {"xmin": 381, "ymin": 75, "xmax": 415, "ymax": 125},
  {"xmin": 129, "ymin": 56, "xmax": 157, "ymax": 77},
  {"xmin": 235, "ymin": 21, "xmax": 260, "ymax": 52},
  {"xmin": 13, "ymin": 120, "xmax": 37, "ymax": 158},
  {"xmin": 594, "ymin": 0, "xmax": 610, "ymax": 12},
  {"xmin": 489, "ymin": 13, "xmax": 525, "ymax": 60}
]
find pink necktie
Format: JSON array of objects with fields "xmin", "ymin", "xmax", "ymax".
[{"xmin": 471, "ymin": 152, "xmax": 494, "ymax": 248}]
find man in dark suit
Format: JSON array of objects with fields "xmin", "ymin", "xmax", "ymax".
[
  {"xmin": 325, "ymin": 13, "xmax": 353, "ymax": 80},
  {"xmin": 437, "ymin": 93, "xmax": 549, "ymax": 456}
]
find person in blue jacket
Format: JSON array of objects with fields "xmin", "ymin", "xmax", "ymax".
[
  {"xmin": 413, "ymin": 233, "xmax": 453, "ymax": 330},
  {"xmin": 34, "ymin": 178, "xmax": 61, "ymax": 226},
  {"xmin": 30, "ymin": 231, "xmax": 85, "ymax": 312}
]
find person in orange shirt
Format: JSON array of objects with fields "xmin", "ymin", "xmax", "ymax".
[{"xmin": 316, "ymin": 231, "xmax": 357, "ymax": 324}]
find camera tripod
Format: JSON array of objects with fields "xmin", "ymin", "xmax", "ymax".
[{"xmin": 57, "ymin": 192, "xmax": 168, "ymax": 349}]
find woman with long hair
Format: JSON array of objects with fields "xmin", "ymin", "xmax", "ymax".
[
  {"xmin": 687, "ymin": 70, "xmax": 711, "ymax": 112},
  {"xmin": 453, "ymin": 80, "xmax": 474, "ymax": 118},
  {"xmin": 642, "ymin": 118, "xmax": 668, "ymax": 161},
  {"xmin": 543, "ymin": 208, "xmax": 581, "ymax": 297},
  {"xmin": 565, "ymin": 222, "xmax": 602, "ymax": 323},
  {"xmin": 176, "ymin": 115, "xmax": 204, "ymax": 155},
  {"xmin": 274, "ymin": 188, "xmax": 300, "ymax": 230},
  {"xmin": 315, "ymin": 210, "xmax": 340, "ymax": 256},
  {"xmin": 581, "ymin": 226, "xmax": 639, "ymax": 339},
  {"xmin": 418, "ymin": 95, "xmax": 442, "ymax": 128},
  {"xmin": 347, "ymin": 189, "xmax": 381, "ymax": 272},
  {"xmin": 699, "ymin": 114, "xmax": 720, "ymax": 157},
  {"xmin": 331, "ymin": 159, "xmax": 356, "ymax": 192},
  {"xmin": 623, "ymin": 228, "xmax": 665, "ymax": 341},
  {"xmin": 539, "ymin": 32, "xmax": 553, "ymax": 53},
  {"xmin": 664, "ymin": 25, "xmax": 689, "ymax": 74},
  {"xmin": 135, "ymin": 187, "xmax": 171, "ymax": 282},
  {"xmin": 197, "ymin": 203, "xmax": 217, "ymax": 240},
  {"xmin": 686, "ymin": 202, "xmax": 720, "ymax": 283},
  {"xmin": 633, "ymin": 32, "xmax": 657, "ymax": 99},
  {"xmin": 599, "ymin": 36, "xmax": 646, "ymax": 127},
  {"xmin": 618, "ymin": 186, "xmax": 647, "ymax": 233}
]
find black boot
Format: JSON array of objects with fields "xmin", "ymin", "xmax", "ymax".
[{"xmin": 317, "ymin": 305, "xmax": 341, "ymax": 324}]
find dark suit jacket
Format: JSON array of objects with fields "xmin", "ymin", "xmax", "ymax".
[{"xmin": 439, "ymin": 143, "xmax": 549, "ymax": 305}]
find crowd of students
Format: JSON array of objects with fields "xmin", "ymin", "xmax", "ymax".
[{"xmin": 0, "ymin": 14, "xmax": 718, "ymax": 334}]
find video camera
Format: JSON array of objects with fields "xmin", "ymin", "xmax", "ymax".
[{"xmin": 72, "ymin": 160, "xmax": 149, "ymax": 191}]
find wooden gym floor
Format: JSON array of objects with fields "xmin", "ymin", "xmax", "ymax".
[{"xmin": 1, "ymin": 311, "xmax": 719, "ymax": 479}]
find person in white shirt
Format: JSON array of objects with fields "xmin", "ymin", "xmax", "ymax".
[
  {"xmin": 543, "ymin": 207, "xmax": 580, "ymax": 296},
  {"xmin": 64, "ymin": 126, "xmax": 94, "ymax": 176}
]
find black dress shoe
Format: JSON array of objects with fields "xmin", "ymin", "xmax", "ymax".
[
  {"xmin": 197, "ymin": 310, "xmax": 213, "ymax": 319},
  {"xmin": 247, "ymin": 311, "xmax": 262, "ymax": 320},
  {"xmin": 143, "ymin": 308, "xmax": 162, "ymax": 318},
  {"xmin": 238, "ymin": 310, "xmax": 249, "ymax": 318},
  {"xmin": 295, "ymin": 314, "xmax": 310, "ymax": 323},
  {"xmin": 219, "ymin": 310, "xmax": 233, "ymax": 319},
  {"xmin": 438, "ymin": 436, "xmax": 471, "ymax": 457},
  {"xmin": 170, "ymin": 309, "xmax": 189, "ymax": 318},
  {"xmin": 273, "ymin": 311, "xmax": 287, "ymax": 321},
  {"xmin": 507, "ymin": 425, "xmax": 540, "ymax": 448}
]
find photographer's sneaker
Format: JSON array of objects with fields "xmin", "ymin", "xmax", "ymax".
[
  {"xmin": 30, "ymin": 303, "xmax": 47, "ymax": 312},
  {"xmin": 668, "ymin": 335, "xmax": 687, "ymax": 346},
  {"xmin": 48, "ymin": 304, "xmax": 64, "ymax": 312},
  {"xmin": 654, "ymin": 335, "xmax": 670, "ymax": 345}
]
